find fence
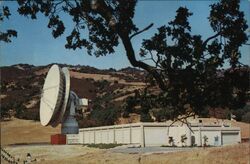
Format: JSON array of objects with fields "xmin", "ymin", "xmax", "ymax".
[{"xmin": 1, "ymin": 147, "xmax": 18, "ymax": 164}]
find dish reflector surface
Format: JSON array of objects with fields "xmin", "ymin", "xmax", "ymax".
[{"xmin": 40, "ymin": 65, "xmax": 64, "ymax": 126}]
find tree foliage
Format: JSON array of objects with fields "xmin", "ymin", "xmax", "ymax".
[
  {"xmin": 242, "ymin": 112, "xmax": 250, "ymax": 123},
  {"xmin": 123, "ymin": 96, "xmax": 137, "ymax": 118},
  {"xmin": 232, "ymin": 104, "xmax": 250, "ymax": 122},
  {"xmin": 90, "ymin": 105, "xmax": 118, "ymax": 126},
  {"xmin": 1, "ymin": 0, "xmax": 249, "ymax": 120},
  {"xmin": 1, "ymin": 104, "xmax": 11, "ymax": 119},
  {"xmin": 0, "ymin": 6, "xmax": 17, "ymax": 42}
]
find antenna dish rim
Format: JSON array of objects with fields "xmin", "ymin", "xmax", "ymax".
[{"xmin": 50, "ymin": 67, "xmax": 71, "ymax": 127}]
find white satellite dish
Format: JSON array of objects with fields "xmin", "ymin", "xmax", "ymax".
[{"xmin": 39, "ymin": 64, "xmax": 84, "ymax": 134}]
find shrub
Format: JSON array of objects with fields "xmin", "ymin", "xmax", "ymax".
[
  {"xmin": 86, "ymin": 143, "xmax": 123, "ymax": 149},
  {"xmin": 233, "ymin": 108, "xmax": 245, "ymax": 121},
  {"xmin": 122, "ymin": 96, "xmax": 137, "ymax": 118},
  {"xmin": 122, "ymin": 111, "xmax": 130, "ymax": 118},
  {"xmin": 1, "ymin": 105, "xmax": 11, "ymax": 119},
  {"xmin": 21, "ymin": 109, "xmax": 40, "ymax": 121},
  {"xmin": 242, "ymin": 112, "xmax": 250, "ymax": 123},
  {"xmin": 0, "ymin": 81, "xmax": 7, "ymax": 92},
  {"xmin": 15, "ymin": 104, "xmax": 26, "ymax": 119},
  {"xmin": 78, "ymin": 119, "xmax": 98, "ymax": 128},
  {"xmin": 140, "ymin": 113, "xmax": 153, "ymax": 122},
  {"xmin": 90, "ymin": 107, "xmax": 118, "ymax": 126},
  {"xmin": 152, "ymin": 108, "xmax": 167, "ymax": 122},
  {"xmin": 232, "ymin": 104, "xmax": 250, "ymax": 122}
]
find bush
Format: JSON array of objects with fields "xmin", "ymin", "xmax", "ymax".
[
  {"xmin": 90, "ymin": 107, "xmax": 118, "ymax": 126},
  {"xmin": 0, "ymin": 105, "xmax": 11, "ymax": 119},
  {"xmin": 232, "ymin": 104, "xmax": 250, "ymax": 122},
  {"xmin": 21, "ymin": 109, "xmax": 40, "ymax": 121},
  {"xmin": 233, "ymin": 108, "xmax": 245, "ymax": 121},
  {"xmin": 152, "ymin": 108, "xmax": 168, "ymax": 122},
  {"xmin": 78, "ymin": 119, "xmax": 98, "ymax": 128},
  {"xmin": 140, "ymin": 113, "xmax": 153, "ymax": 122},
  {"xmin": 122, "ymin": 96, "xmax": 137, "ymax": 118},
  {"xmin": 94, "ymin": 80, "xmax": 110, "ymax": 91},
  {"xmin": 242, "ymin": 112, "xmax": 250, "ymax": 123},
  {"xmin": 0, "ymin": 81, "xmax": 7, "ymax": 92},
  {"xmin": 15, "ymin": 104, "xmax": 26, "ymax": 119},
  {"xmin": 122, "ymin": 111, "xmax": 130, "ymax": 118},
  {"xmin": 199, "ymin": 107, "xmax": 210, "ymax": 118}
]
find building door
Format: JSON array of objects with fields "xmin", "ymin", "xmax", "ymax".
[{"xmin": 222, "ymin": 133, "xmax": 239, "ymax": 145}]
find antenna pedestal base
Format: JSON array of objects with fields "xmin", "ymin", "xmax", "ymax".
[
  {"xmin": 61, "ymin": 116, "xmax": 79, "ymax": 134},
  {"xmin": 61, "ymin": 96, "xmax": 79, "ymax": 134}
]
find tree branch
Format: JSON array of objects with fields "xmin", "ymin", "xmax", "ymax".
[
  {"xmin": 119, "ymin": 32, "xmax": 167, "ymax": 91},
  {"xmin": 129, "ymin": 23, "xmax": 153, "ymax": 39},
  {"xmin": 51, "ymin": 0, "xmax": 64, "ymax": 15},
  {"xmin": 91, "ymin": 0, "xmax": 167, "ymax": 90},
  {"xmin": 202, "ymin": 32, "xmax": 221, "ymax": 48}
]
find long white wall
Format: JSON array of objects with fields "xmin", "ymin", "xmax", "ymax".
[
  {"xmin": 67, "ymin": 123, "xmax": 241, "ymax": 147},
  {"xmin": 79, "ymin": 124, "xmax": 142, "ymax": 145}
]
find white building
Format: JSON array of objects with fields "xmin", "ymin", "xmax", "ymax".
[{"xmin": 66, "ymin": 122, "xmax": 241, "ymax": 147}]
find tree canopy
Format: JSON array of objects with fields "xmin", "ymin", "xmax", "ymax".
[{"xmin": 1, "ymin": 0, "xmax": 249, "ymax": 120}]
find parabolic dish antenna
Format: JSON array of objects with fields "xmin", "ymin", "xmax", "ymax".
[{"xmin": 39, "ymin": 64, "xmax": 83, "ymax": 134}]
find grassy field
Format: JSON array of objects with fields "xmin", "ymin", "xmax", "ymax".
[{"xmin": 1, "ymin": 118, "xmax": 60, "ymax": 146}]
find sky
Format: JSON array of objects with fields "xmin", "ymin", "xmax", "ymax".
[{"xmin": 1, "ymin": 1, "xmax": 250, "ymax": 69}]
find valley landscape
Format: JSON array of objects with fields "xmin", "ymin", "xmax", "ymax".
[{"xmin": 1, "ymin": 64, "xmax": 249, "ymax": 164}]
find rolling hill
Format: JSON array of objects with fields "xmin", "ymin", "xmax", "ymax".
[{"xmin": 0, "ymin": 64, "xmax": 249, "ymax": 136}]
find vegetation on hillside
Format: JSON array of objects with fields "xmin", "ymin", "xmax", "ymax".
[{"xmin": 0, "ymin": 64, "xmax": 249, "ymax": 126}]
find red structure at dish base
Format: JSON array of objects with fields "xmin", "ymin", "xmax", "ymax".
[{"xmin": 51, "ymin": 134, "xmax": 66, "ymax": 145}]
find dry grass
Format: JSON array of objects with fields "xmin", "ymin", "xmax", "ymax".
[
  {"xmin": 140, "ymin": 143, "xmax": 250, "ymax": 164},
  {"xmin": 70, "ymin": 71, "xmax": 146, "ymax": 86},
  {"xmin": 0, "ymin": 118, "xmax": 60, "ymax": 146},
  {"xmin": 2, "ymin": 143, "xmax": 249, "ymax": 164},
  {"xmin": 231, "ymin": 121, "xmax": 250, "ymax": 139},
  {"xmin": 113, "ymin": 93, "xmax": 135, "ymax": 102},
  {"xmin": 70, "ymin": 71, "xmax": 118, "ymax": 81},
  {"xmin": 116, "ymin": 113, "xmax": 141, "ymax": 124},
  {"xmin": 34, "ymin": 67, "xmax": 49, "ymax": 75}
]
